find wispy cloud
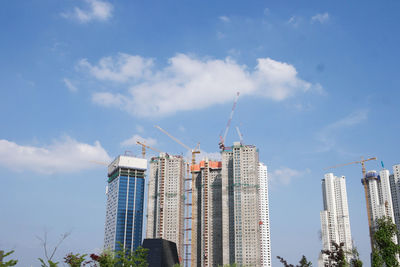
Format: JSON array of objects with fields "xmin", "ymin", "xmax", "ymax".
[
  {"xmin": 269, "ymin": 167, "xmax": 310, "ymax": 185},
  {"xmin": 62, "ymin": 0, "xmax": 113, "ymax": 23},
  {"xmin": 219, "ymin": 16, "xmax": 231, "ymax": 23},
  {"xmin": 0, "ymin": 137, "xmax": 111, "ymax": 174},
  {"xmin": 78, "ymin": 53, "xmax": 154, "ymax": 82},
  {"xmin": 63, "ymin": 78, "xmax": 78, "ymax": 92},
  {"xmin": 311, "ymin": 12, "xmax": 330, "ymax": 24},
  {"xmin": 287, "ymin": 16, "xmax": 302, "ymax": 28},
  {"xmin": 79, "ymin": 53, "xmax": 321, "ymax": 117},
  {"xmin": 317, "ymin": 109, "xmax": 368, "ymax": 152},
  {"xmin": 120, "ymin": 134, "xmax": 157, "ymax": 147}
]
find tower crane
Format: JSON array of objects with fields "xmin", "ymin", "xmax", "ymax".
[
  {"xmin": 219, "ymin": 91, "xmax": 240, "ymax": 150},
  {"xmin": 136, "ymin": 141, "xmax": 162, "ymax": 158},
  {"xmin": 154, "ymin": 125, "xmax": 200, "ymax": 267},
  {"xmin": 325, "ymin": 156, "xmax": 377, "ymax": 251},
  {"xmin": 154, "ymin": 125, "xmax": 200, "ymax": 167}
]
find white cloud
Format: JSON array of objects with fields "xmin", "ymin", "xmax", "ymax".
[
  {"xmin": 219, "ymin": 16, "xmax": 230, "ymax": 23},
  {"xmin": 63, "ymin": 78, "xmax": 78, "ymax": 92},
  {"xmin": 317, "ymin": 109, "xmax": 368, "ymax": 152},
  {"xmin": 0, "ymin": 137, "xmax": 111, "ymax": 174},
  {"xmin": 121, "ymin": 134, "xmax": 157, "ymax": 147},
  {"xmin": 78, "ymin": 53, "xmax": 154, "ymax": 82},
  {"xmin": 79, "ymin": 53, "xmax": 319, "ymax": 117},
  {"xmin": 269, "ymin": 167, "xmax": 310, "ymax": 185},
  {"xmin": 311, "ymin": 12, "xmax": 330, "ymax": 24},
  {"xmin": 62, "ymin": 0, "xmax": 113, "ymax": 23}
]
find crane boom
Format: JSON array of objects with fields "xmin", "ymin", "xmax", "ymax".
[
  {"xmin": 325, "ymin": 156, "xmax": 377, "ymax": 252},
  {"xmin": 136, "ymin": 141, "xmax": 162, "ymax": 158},
  {"xmin": 235, "ymin": 126, "xmax": 243, "ymax": 144},
  {"xmin": 324, "ymin": 157, "xmax": 377, "ymax": 170},
  {"xmin": 219, "ymin": 91, "xmax": 240, "ymax": 150},
  {"xmin": 155, "ymin": 125, "xmax": 191, "ymax": 151}
]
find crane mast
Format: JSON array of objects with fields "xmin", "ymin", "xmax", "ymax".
[{"xmin": 154, "ymin": 125, "xmax": 200, "ymax": 267}]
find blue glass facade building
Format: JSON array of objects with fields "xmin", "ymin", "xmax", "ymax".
[{"xmin": 104, "ymin": 155, "xmax": 147, "ymax": 252}]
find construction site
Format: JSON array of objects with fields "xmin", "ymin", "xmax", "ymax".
[{"xmin": 124, "ymin": 92, "xmax": 273, "ymax": 267}]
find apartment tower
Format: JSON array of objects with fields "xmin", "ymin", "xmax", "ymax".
[
  {"xmin": 191, "ymin": 159, "xmax": 223, "ymax": 267},
  {"xmin": 319, "ymin": 173, "xmax": 353, "ymax": 266},
  {"xmin": 259, "ymin": 162, "xmax": 271, "ymax": 267},
  {"xmin": 222, "ymin": 142, "xmax": 261, "ymax": 266},
  {"xmin": 364, "ymin": 169, "xmax": 396, "ymax": 231},
  {"xmin": 146, "ymin": 153, "xmax": 185, "ymax": 260},
  {"xmin": 104, "ymin": 155, "xmax": 147, "ymax": 251},
  {"xmin": 389, "ymin": 164, "xmax": 400, "ymax": 241}
]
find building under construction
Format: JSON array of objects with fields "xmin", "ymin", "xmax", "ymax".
[
  {"xmin": 146, "ymin": 153, "xmax": 185, "ymax": 260},
  {"xmin": 222, "ymin": 142, "xmax": 262, "ymax": 266},
  {"xmin": 191, "ymin": 159, "xmax": 223, "ymax": 267}
]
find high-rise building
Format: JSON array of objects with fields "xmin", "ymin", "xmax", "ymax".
[
  {"xmin": 104, "ymin": 155, "xmax": 147, "ymax": 252},
  {"xmin": 319, "ymin": 173, "xmax": 353, "ymax": 266},
  {"xmin": 146, "ymin": 153, "xmax": 185, "ymax": 260},
  {"xmin": 222, "ymin": 142, "xmax": 261, "ymax": 266},
  {"xmin": 390, "ymin": 164, "xmax": 400, "ymax": 241},
  {"xmin": 191, "ymin": 159, "xmax": 223, "ymax": 267},
  {"xmin": 258, "ymin": 162, "xmax": 271, "ymax": 267},
  {"xmin": 364, "ymin": 169, "xmax": 396, "ymax": 232}
]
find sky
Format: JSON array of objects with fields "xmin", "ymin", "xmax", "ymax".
[{"xmin": 1, "ymin": 0, "xmax": 400, "ymax": 266}]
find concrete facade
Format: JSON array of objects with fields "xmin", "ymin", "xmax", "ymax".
[
  {"xmin": 364, "ymin": 170, "xmax": 396, "ymax": 230},
  {"xmin": 319, "ymin": 173, "xmax": 353, "ymax": 266},
  {"xmin": 258, "ymin": 162, "xmax": 271, "ymax": 267},
  {"xmin": 146, "ymin": 153, "xmax": 185, "ymax": 260},
  {"xmin": 222, "ymin": 142, "xmax": 261, "ymax": 266},
  {"xmin": 390, "ymin": 164, "xmax": 400, "ymax": 242},
  {"xmin": 192, "ymin": 159, "xmax": 223, "ymax": 267}
]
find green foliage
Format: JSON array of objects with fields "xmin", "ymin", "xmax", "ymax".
[
  {"xmin": 299, "ymin": 255, "xmax": 312, "ymax": 267},
  {"xmin": 88, "ymin": 245, "xmax": 149, "ymax": 267},
  {"xmin": 64, "ymin": 253, "xmax": 87, "ymax": 267},
  {"xmin": 89, "ymin": 251, "xmax": 116, "ymax": 267},
  {"xmin": 277, "ymin": 255, "xmax": 312, "ymax": 267},
  {"xmin": 372, "ymin": 216, "xmax": 400, "ymax": 267},
  {"xmin": 321, "ymin": 242, "xmax": 348, "ymax": 267},
  {"xmin": 0, "ymin": 250, "xmax": 18, "ymax": 267},
  {"xmin": 38, "ymin": 258, "xmax": 59, "ymax": 267},
  {"xmin": 349, "ymin": 246, "xmax": 363, "ymax": 267}
]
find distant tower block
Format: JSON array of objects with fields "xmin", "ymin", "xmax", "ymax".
[
  {"xmin": 390, "ymin": 164, "xmax": 400, "ymax": 242},
  {"xmin": 259, "ymin": 162, "xmax": 271, "ymax": 267},
  {"xmin": 319, "ymin": 173, "xmax": 353, "ymax": 266},
  {"xmin": 146, "ymin": 153, "xmax": 185, "ymax": 261},
  {"xmin": 104, "ymin": 155, "xmax": 147, "ymax": 252},
  {"xmin": 191, "ymin": 159, "xmax": 223, "ymax": 267},
  {"xmin": 222, "ymin": 142, "xmax": 261, "ymax": 266},
  {"xmin": 364, "ymin": 169, "xmax": 396, "ymax": 233}
]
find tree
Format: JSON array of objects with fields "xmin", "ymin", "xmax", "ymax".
[
  {"xmin": 37, "ymin": 231, "xmax": 71, "ymax": 267},
  {"xmin": 63, "ymin": 253, "xmax": 87, "ymax": 267},
  {"xmin": 277, "ymin": 255, "xmax": 312, "ymax": 267},
  {"xmin": 0, "ymin": 250, "xmax": 18, "ymax": 267},
  {"xmin": 88, "ymin": 244, "xmax": 149, "ymax": 267},
  {"xmin": 299, "ymin": 255, "xmax": 312, "ymax": 267},
  {"xmin": 372, "ymin": 216, "xmax": 400, "ymax": 267},
  {"xmin": 321, "ymin": 242, "xmax": 348, "ymax": 267},
  {"xmin": 349, "ymin": 246, "xmax": 363, "ymax": 267}
]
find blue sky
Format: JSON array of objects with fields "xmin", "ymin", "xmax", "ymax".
[{"xmin": 1, "ymin": 0, "xmax": 400, "ymax": 266}]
